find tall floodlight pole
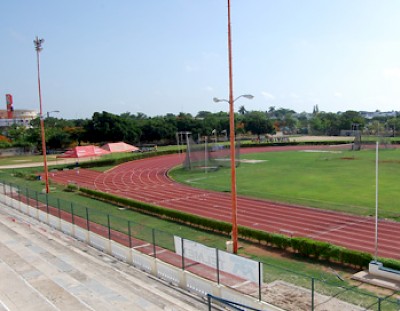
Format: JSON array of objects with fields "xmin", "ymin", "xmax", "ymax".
[
  {"xmin": 227, "ymin": 0, "xmax": 237, "ymax": 254},
  {"xmin": 374, "ymin": 141, "xmax": 379, "ymax": 261},
  {"xmin": 214, "ymin": 0, "xmax": 253, "ymax": 254},
  {"xmin": 34, "ymin": 36, "xmax": 50, "ymax": 193},
  {"xmin": 213, "ymin": 94, "xmax": 253, "ymax": 253}
]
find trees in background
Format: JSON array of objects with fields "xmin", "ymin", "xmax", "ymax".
[{"xmin": 1, "ymin": 108, "xmax": 398, "ymax": 151}]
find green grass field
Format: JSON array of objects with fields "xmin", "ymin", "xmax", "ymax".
[{"xmin": 169, "ymin": 147, "xmax": 400, "ymax": 220}]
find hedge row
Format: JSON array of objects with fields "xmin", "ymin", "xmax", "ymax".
[
  {"xmin": 79, "ymin": 187, "xmax": 400, "ymax": 270},
  {"xmin": 238, "ymin": 227, "xmax": 376, "ymax": 268},
  {"xmin": 68, "ymin": 149, "xmax": 178, "ymax": 169},
  {"xmin": 241, "ymin": 140, "xmax": 354, "ymax": 149},
  {"xmin": 80, "ymin": 187, "xmax": 232, "ymax": 234}
]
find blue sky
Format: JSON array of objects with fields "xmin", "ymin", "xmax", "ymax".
[{"xmin": 1, "ymin": 1, "xmax": 400, "ymax": 119}]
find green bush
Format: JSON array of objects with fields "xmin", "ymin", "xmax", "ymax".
[
  {"xmin": 80, "ymin": 187, "xmax": 232, "ymax": 234},
  {"xmin": 290, "ymin": 238, "xmax": 332, "ymax": 259},
  {"xmin": 78, "ymin": 187, "xmax": 398, "ymax": 269},
  {"xmin": 65, "ymin": 183, "xmax": 79, "ymax": 192},
  {"xmin": 339, "ymin": 249, "xmax": 373, "ymax": 268},
  {"xmin": 378, "ymin": 257, "xmax": 400, "ymax": 271},
  {"xmin": 72, "ymin": 150, "xmax": 177, "ymax": 169}
]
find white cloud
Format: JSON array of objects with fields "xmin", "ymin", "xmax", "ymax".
[
  {"xmin": 261, "ymin": 91, "xmax": 275, "ymax": 101},
  {"xmin": 204, "ymin": 86, "xmax": 213, "ymax": 92},
  {"xmin": 334, "ymin": 92, "xmax": 343, "ymax": 98}
]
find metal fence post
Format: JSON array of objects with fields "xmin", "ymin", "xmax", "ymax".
[
  {"xmin": 378, "ymin": 297, "xmax": 382, "ymax": 311},
  {"xmin": 181, "ymin": 238, "xmax": 185, "ymax": 270},
  {"xmin": 71, "ymin": 203, "xmax": 75, "ymax": 225},
  {"xmin": 107, "ymin": 214, "xmax": 111, "ymax": 240},
  {"xmin": 216, "ymin": 248, "xmax": 220, "ymax": 285},
  {"xmin": 152, "ymin": 228, "xmax": 156, "ymax": 258},
  {"xmin": 26, "ymin": 188, "xmax": 30, "ymax": 207},
  {"xmin": 35, "ymin": 191, "xmax": 39, "ymax": 209},
  {"xmin": 86, "ymin": 208, "xmax": 90, "ymax": 231},
  {"xmin": 207, "ymin": 294, "xmax": 212, "ymax": 311},
  {"xmin": 46, "ymin": 193, "xmax": 49, "ymax": 214},
  {"xmin": 17, "ymin": 185, "xmax": 21, "ymax": 209},
  {"xmin": 258, "ymin": 261, "xmax": 262, "ymax": 301},
  {"xmin": 128, "ymin": 221, "xmax": 132, "ymax": 248},
  {"xmin": 311, "ymin": 277, "xmax": 315, "ymax": 311},
  {"xmin": 57, "ymin": 198, "xmax": 61, "ymax": 218}
]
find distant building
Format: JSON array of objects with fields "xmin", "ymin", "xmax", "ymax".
[
  {"xmin": 0, "ymin": 109, "xmax": 38, "ymax": 127},
  {"xmin": 359, "ymin": 111, "xmax": 398, "ymax": 119}
]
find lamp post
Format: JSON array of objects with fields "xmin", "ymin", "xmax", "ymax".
[
  {"xmin": 214, "ymin": 95, "xmax": 253, "ymax": 254},
  {"xmin": 47, "ymin": 110, "xmax": 60, "ymax": 118},
  {"xmin": 34, "ymin": 36, "xmax": 50, "ymax": 193}
]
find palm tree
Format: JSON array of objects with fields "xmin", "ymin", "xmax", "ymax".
[{"xmin": 238, "ymin": 105, "xmax": 247, "ymax": 115}]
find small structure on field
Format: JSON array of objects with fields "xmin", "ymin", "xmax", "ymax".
[{"xmin": 57, "ymin": 145, "xmax": 110, "ymax": 158}]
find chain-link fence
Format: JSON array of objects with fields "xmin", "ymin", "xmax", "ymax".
[{"xmin": 0, "ymin": 180, "xmax": 399, "ymax": 311}]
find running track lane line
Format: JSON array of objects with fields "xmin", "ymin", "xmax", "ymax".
[{"xmin": 48, "ymin": 147, "xmax": 400, "ymax": 260}]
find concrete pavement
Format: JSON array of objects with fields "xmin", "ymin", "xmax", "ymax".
[{"xmin": 0, "ymin": 203, "xmax": 210, "ymax": 311}]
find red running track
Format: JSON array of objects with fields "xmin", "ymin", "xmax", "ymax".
[{"xmin": 48, "ymin": 145, "xmax": 400, "ymax": 260}]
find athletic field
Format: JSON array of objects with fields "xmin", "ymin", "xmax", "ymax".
[{"xmin": 171, "ymin": 146, "xmax": 400, "ymax": 220}]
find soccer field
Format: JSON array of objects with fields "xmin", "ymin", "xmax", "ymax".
[{"xmin": 170, "ymin": 147, "xmax": 400, "ymax": 220}]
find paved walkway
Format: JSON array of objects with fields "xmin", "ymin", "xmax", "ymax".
[{"xmin": 0, "ymin": 203, "xmax": 209, "ymax": 311}]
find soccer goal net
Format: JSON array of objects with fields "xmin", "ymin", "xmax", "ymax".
[{"xmin": 181, "ymin": 136, "xmax": 240, "ymax": 171}]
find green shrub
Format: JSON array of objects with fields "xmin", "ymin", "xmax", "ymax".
[
  {"xmin": 65, "ymin": 183, "xmax": 79, "ymax": 192},
  {"xmin": 339, "ymin": 249, "xmax": 373, "ymax": 268},
  {"xmin": 378, "ymin": 257, "xmax": 400, "ymax": 271},
  {"xmin": 79, "ymin": 187, "xmax": 232, "ymax": 234},
  {"xmin": 72, "ymin": 150, "xmax": 177, "ymax": 169},
  {"xmin": 78, "ymin": 187, "xmax": 396, "ymax": 269}
]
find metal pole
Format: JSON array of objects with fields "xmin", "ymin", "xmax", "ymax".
[
  {"xmin": 374, "ymin": 141, "xmax": 379, "ymax": 261},
  {"xmin": 71, "ymin": 204, "xmax": 75, "ymax": 225},
  {"xmin": 152, "ymin": 228, "xmax": 156, "ymax": 258},
  {"xmin": 186, "ymin": 132, "xmax": 191, "ymax": 169},
  {"xmin": 86, "ymin": 208, "xmax": 90, "ymax": 231},
  {"xmin": 216, "ymin": 248, "xmax": 220, "ymax": 284},
  {"xmin": 227, "ymin": 0, "xmax": 238, "ymax": 254},
  {"xmin": 26, "ymin": 188, "xmax": 30, "ymax": 207},
  {"xmin": 34, "ymin": 37, "xmax": 50, "ymax": 193},
  {"xmin": 35, "ymin": 191, "xmax": 39, "ymax": 209},
  {"xmin": 45, "ymin": 193, "xmax": 49, "ymax": 214},
  {"xmin": 311, "ymin": 277, "xmax": 315, "ymax": 311},
  {"xmin": 107, "ymin": 214, "xmax": 111, "ymax": 240},
  {"xmin": 258, "ymin": 261, "xmax": 262, "ymax": 301},
  {"xmin": 18, "ymin": 185, "xmax": 21, "ymax": 205},
  {"xmin": 205, "ymin": 136, "xmax": 208, "ymax": 174},
  {"xmin": 181, "ymin": 238, "xmax": 185, "ymax": 270},
  {"xmin": 128, "ymin": 221, "xmax": 132, "ymax": 248},
  {"xmin": 57, "ymin": 198, "xmax": 61, "ymax": 218}
]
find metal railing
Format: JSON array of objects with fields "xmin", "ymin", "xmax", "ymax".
[{"xmin": 0, "ymin": 180, "xmax": 399, "ymax": 311}]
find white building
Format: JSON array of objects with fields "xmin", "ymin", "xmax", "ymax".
[{"xmin": 0, "ymin": 109, "xmax": 38, "ymax": 127}]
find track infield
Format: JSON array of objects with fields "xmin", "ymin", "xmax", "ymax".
[{"xmin": 47, "ymin": 145, "xmax": 400, "ymax": 260}]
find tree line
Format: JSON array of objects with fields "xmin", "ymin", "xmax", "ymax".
[{"xmin": 1, "ymin": 108, "xmax": 399, "ymax": 151}]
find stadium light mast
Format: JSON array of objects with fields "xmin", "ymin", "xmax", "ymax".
[
  {"xmin": 211, "ymin": 0, "xmax": 255, "ymax": 255},
  {"xmin": 46, "ymin": 110, "xmax": 60, "ymax": 118},
  {"xmin": 213, "ymin": 94, "xmax": 253, "ymax": 254},
  {"xmin": 34, "ymin": 36, "xmax": 50, "ymax": 193}
]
